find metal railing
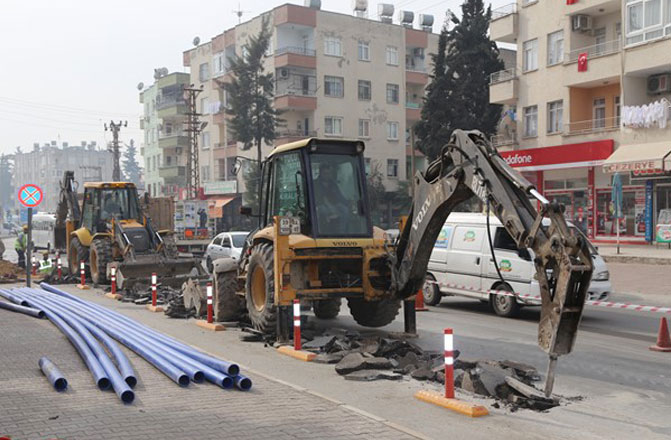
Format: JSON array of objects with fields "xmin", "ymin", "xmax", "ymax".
[
  {"xmin": 491, "ymin": 133, "xmax": 517, "ymax": 147},
  {"xmin": 564, "ymin": 117, "xmax": 620, "ymax": 136},
  {"xmin": 405, "ymin": 64, "xmax": 427, "ymax": 73},
  {"xmin": 489, "ymin": 67, "xmax": 516, "ymax": 84},
  {"xmin": 275, "ymin": 46, "xmax": 316, "ymax": 57},
  {"xmin": 491, "ymin": 3, "xmax": 517, "ymax": 20},
  {"xmin": 156, "ymin": 96, "xmax": 186, "ymax": 110},
  {"xmin": 566, "ymin": 39, "xmax": 621, "ymax": 63}
]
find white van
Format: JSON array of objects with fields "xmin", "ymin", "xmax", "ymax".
[
  {"xmin": 422, "ymin": 213, "xmax": 612, "ymax": 317},
  {"xmin": 31, "ymin": 213, "xmax": 56, "ymax": 251}
]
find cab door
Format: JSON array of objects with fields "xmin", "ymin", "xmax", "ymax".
[{"xmin": 446, "ymin": 225, "xmax": 486, "ymax": 294}]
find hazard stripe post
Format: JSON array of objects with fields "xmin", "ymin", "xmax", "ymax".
[
  {"xmin": 57, "ymin": 256, "xmax": 62, "ymax": 280},
  {"xmin": 293, "ymin": 299, "xmax": 301, "ymax": 351},
  {"xmin": 146, "ymin": 272, "xmax": 163, "ymax": 312},
  {"xmin": 76, "ymin": 261, "xmax": 89, "ymax": 290},
  {"xmin": 444, "ymin": 329, "xmax": 455, "ymax": 398},
  {"xmin": 111, "ymin": 267, "xmax": 117, "ymax": 295},
  {"xmin": 277, "ymin": 299, "xmax": 315, "ymax": 361},
  {"xmin": 31, "ymin": 256, "xmax": 37, "ymax": 275},
  {"xmin": 207, "ymin": 282, "xmax": 213, "ymax": 324},
  {"xmin": 195, "ymin": 281, "xmax": 224, "ymax": 331}
]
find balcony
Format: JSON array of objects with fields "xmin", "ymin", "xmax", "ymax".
[
  {"xmin": 158, "ymin": 135, "xmax": 189, "ymax": 149},
  {"xmin": 564, "ymin": 40, "xmax": 621, "ymax": 87},
  {"xmin": 565, "ymin": 0, "xmax": 620, "ymax": 16},
  {"xmin": 406, "ymin": 101, "xmax": 422, "ymax": 121},
  {"xmin": 489, "ymin": 3, "xmax": 517, "ymax": 43},
  {"xmin": 564, "ymin": 117, "xmax": 619, "ymax": 136},
  {"xmin": 489, "ymin": 68, "xmax": 518, "ymax": 104},
  {"xmin": 491, "ymin": 133, "xmax": 517, "ymax": 149},
  {"xmin": 275, "ymin": 94, "xmax": 317, "ymax": 111},
  {"xmin": 275, "ymin": 129, "xmax": 317, "ymax": 145},
  {"xmin": 406, "ymin": 70, "xmax": 428, "ymax": 85},
  {"xmin": 158, "ymin": 165, "xmax": 186, "ymax": 184},
  {"xmin": 275, "ymin": 46, "xmax": 317, "ymax": 69}
]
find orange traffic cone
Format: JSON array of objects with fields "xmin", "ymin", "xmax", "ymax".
[
  {"xmin": 415, "ymin": 290, "xmax": 429, "ymax": 312},
  {"xmin": 649, "ymin": 317, "xmax": 671, "ymax": 352}
]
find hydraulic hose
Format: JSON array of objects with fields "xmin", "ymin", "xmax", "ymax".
[
  {"xmin": 19, "ymin": 291, "xmax": 134, "ymax": 403},
  {"xmin": 19, "ymin": 290, "xmax": 190, "ymax": 388},
  {"xmin": 39, "ymin": 357, "xmax": 68, "ymax": 392},
  {"xmin": 40, "ymin": 283, "xmax": 241, "ymax": 376},
  {"xmin": 0, "ymin": 299, "xmax": 45, "ymax": 319}
]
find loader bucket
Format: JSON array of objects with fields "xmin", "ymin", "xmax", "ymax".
[{"xmin": 113, "ymin": 256, "xmax": 203, "ymax": 289}]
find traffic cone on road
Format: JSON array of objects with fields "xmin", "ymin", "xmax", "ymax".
[{"xmin": 649, "ymin": 317, "xmax": 671, "ymax": 352}]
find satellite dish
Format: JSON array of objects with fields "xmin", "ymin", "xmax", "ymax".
[
  {"xmin": 232, "ymin": 158, "xmax": 242, "ymax": 176},
  {"xmin": 137, "ymin": 82, "xmax": 144, "ymax": 91},
  {"xmin": 193, "ymin": 36, "xmax": 201, "ymax": 46},
  {"xmin": 160, "ymin": 67, "xmax": 169, "ymax": 76}
]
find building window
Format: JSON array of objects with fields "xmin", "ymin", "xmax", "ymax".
[
  {"xmin": 200, "ymin": 97, "xmax": 209, "ymax": 115},
  {"xmin": 324, "ymin": 76, "xmax": 344, "ymax": 98},
  {"xmin": 523, "ymin": 105, "xmax": 538, "ymax": 137},
  {"xmin": 358, "ymin": 80, "xmax": 371, "ymax": 100},
  {"xmin": 324, "ymin": 37, "xmax": 342, "ymax": 56},
  {"xmin": 593, "ymin": 98, "xmax": 606, "ymax": 129},
  {"xmin": 201, "ymin": 131, "xmax": 211, "ymax": 149},
  {"xmin": 547, "ymin": 100, "xmax": 563, "ymax": 134},
  {"xmin": 199, "ymin": 63, "xmax": 210, "ymax": 82},
  {"xmin": 201, "ymin": 165, "xmax": 210, "ymax": 182},
  {"xmin": 386, "ymin": 84, "xmax": 399, "ymax": 104},
  {"xmin": 386, "ymin": 121, "xmax": 399, "ymax": 140},
  {"xmin": 387, "ymin": 159, "xmax": 398, "ymax": 178},
  {"xmin": 213, "ymin": 52, "xmax": 226, "ymax": 75},
  {"xmin": 358, "ymin": 119, "xmax": 370, "ymax": 138},
  {"xmin": 358, "ymin": 41, "xmax": 370, "ymax": 61},
  {"xmin": 523, "ymin": 39, "xmax": 538, "ymax": 72},
  {"xmin": 625, "ymin": 0, "xmax": 670, "ymax": 45},
  {"xmin": 324, "ymin": 116, "xmax": 343, "ymax": 136},
  {"xmin": 385, "ymin": 46, "xmax": 399, "ymax": 65},
  {"xmin": 615, "ymin": 96, "xmax": 621, "ymax": 125},
  {"xmin": 547, "ymin": 30, "xmax": 564, "ymax": 65}
]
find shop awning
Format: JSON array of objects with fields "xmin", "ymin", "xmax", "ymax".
[
  {"xmin": 207, "ymin": 196, "xmax": 236, "ymax": 218},
  {"xmin": 602, "ymin": 142, "xmax": 671, "ymax": 173}
]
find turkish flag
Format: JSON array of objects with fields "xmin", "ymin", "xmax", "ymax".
[
  {"xmin": 567, "ymin": 0, "xmax": 578, "ymax": 4},
  {"xmin": 578, "ymin": 52, "xmax": 588, "ymax": 72}
]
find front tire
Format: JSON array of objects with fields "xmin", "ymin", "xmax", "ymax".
[
  {"xmin": 68, "ymin": 236, "xmax": 88, "ymax": 275},
  {"xmin": 206, "ymin": 256, "xmax": 213, "ymax": 274},
  {"xmin": 490, "ymin": 284, "xmax": 520, "ymax": 318},
  {"xmin": 347, "ymin": 297, "xmax": 401, "ymax": 327},
  {"xmin": 214, "ymin": 270, "xmax": 245, "ymax": 322},
  {"xmin": 422, "ymin": 273, "xmax": 442, "ymax": 306},
  {"xmin": 89, "ymin": 239, "xmax": 112, "ymax": 285},
  {"xmin": 245, "ymin": 243, "xmax": 277, "ymax": 334},
  {"xmin": 313, "ymin": 299, "xmax": 341, "ymax": 319}
]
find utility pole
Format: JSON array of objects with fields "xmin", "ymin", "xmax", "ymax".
[
  {"xmin": 105, "ymin": 120, "xmax": 127, "ymax": 181},
  {"xmin": 183, "ymin": 85, "xmax": 206, "ymax": 199}
]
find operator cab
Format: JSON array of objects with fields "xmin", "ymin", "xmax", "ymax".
[
  {"xmin": 259, "ymin": 138, "xmax": 372, "ymax": 238},
  {"xmin": 81, "ymin": 183, "xmax": 142, "ymax": 233}
]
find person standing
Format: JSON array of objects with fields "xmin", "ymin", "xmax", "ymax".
[{"xmin": 15, "ymin": 225, "xmax": 28, "ymax": 268}]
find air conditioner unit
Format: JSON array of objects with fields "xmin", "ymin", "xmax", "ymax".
[
  {"xmin": 647, "ymin": 74, "xmax": 671, "ymax": 95},
  {"xmin": 280, "ymin": 68, "xmax": 289, "ymax": 79},
  {"xmin": 572, "ymin": 14, "xmax": 592, "ymax": 32}
]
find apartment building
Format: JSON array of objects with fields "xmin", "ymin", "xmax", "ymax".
[
  {"xmin": 139, "ymin": 71, "xmax": 190, "ymax": 198},
  {"xmin": 182, "ymin": 1, "xmax": 439, "ymax": 215},
  {"xmin": 489, "ymin": 0, "xmax": 671, "ymax": 244},
  {"xmin": 13, "ymin": 142, "xmax": 113, "ymax": 212}
]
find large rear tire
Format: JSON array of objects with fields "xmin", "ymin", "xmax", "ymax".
[
  {"xmin": 347, "ymin": 297, "xmax": 401, "ymax": 328},
  {"xmin": 89, "ymin": 239, "xmax": 112, "ymax": 285},
  {"xmin": 215, "ymin": 270, "xmax": 245, "ymax": 322},
  {"xmin": 245, "ymin": 243, "xmax": 277, "ymax": 334},
  {"xmin": 313, "ymin": 298, "xmax": 341, "ymax": 320},
  {"xmin": 68, "ymin": 236, "xmax": 88, "ymax": 275}
]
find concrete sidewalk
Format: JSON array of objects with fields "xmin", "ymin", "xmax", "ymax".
[{"xmin": 597, "ymin": 243, "xmax": 671, "ymax": 264}]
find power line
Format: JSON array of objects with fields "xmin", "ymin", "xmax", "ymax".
[
  {"xmin": 0, "ymin": 108, "xmax": 139, "ymax": 129},
  {"xmin": 0, "ymin": 96, "xmax": 139, "ymax": 117}
]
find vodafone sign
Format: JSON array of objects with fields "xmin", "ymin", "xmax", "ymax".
[{"xmin": 499, "ymin": 140, "xmax": 614, "ymax": 171}]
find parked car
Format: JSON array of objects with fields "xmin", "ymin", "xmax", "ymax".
[
  {"xmin": 422, "ymin": 212, "xmax": 612, "ymax": 317},
  {"xmin": 204, "ymin": 231, "xmax": 249, "ymax": 273}
]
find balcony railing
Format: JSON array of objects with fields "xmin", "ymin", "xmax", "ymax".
[
  {"xmin": 405, "ymin": 64, "xmax": 427, "ymax": 73},
  {"xmin": 491, "ymin": 3, "xmax": 517, "ymax": 20},
  {"xmin": 491, "ymin": 133, "xmax": 517, "ymax": 147},
  {"xmin": 489, "ymin": 67, "xmax": 516, "ymax": 84},
  {"xmin": 566, "ymin": 39, "xmax": 621, "ymax": 63},
  {"xmin": 275, "ymin": 46, "xmax": 316, "ymax": 57},
  {"xmin": 564, "ymin": 117, "xmax": 620, "ymax": 136},
  {"xmin": 156, "ymin": 96, "xmax": 186, "ymax": 110},
  {"xmin": 276, "ymin": 129, "xmax": 317, "ymax": 138},
  {"xmin": 405, "ymin": 101, "xmax": 422, "ymax": 109}
]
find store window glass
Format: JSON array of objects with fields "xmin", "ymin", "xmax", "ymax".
[{"xmin": 596, "ymin": 187, "xmax": 646, "ymax": 237}]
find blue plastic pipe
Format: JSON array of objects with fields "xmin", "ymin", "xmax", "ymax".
[
  {"xmin": 19, "ymin": 291, "xmax": 134, "ymax": 403},
  {"xmin": 0, "ymin": 299, "xmax": 45, "ymax": 319},
  {"xmin": 0, "ymin": 288, "xmax": 31, "ymax": 307},
  {"xmin": 233, "ymin": 375, "xmax": 253, "ymax": 391},
  {"xmin": 40, "ymin": 283, "xmax": 241, "ymax": 377},
  {"xmin": 39, "ymin": 357, "xmax": 68, "ymax": 391}
]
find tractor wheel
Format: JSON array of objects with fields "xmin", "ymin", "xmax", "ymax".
[
  {"xmin": 346, "ymin": 297, "xmax": 401, "ymax": 328},
  {"xmin": 313, "ymin": 299, "xmax": 341, "ymax": 320},
  {"xmin": 68, "ymin": 236, "xmax": 88, "ymax": 275},
  {"xmin": 89, "ymin": 239, "xmax": 112, "ymax": 285},
  {"xmin": 244, "ymin": 243, "xmax": 277, "ymax": 334},
  {"xmin": 215, "ymin": 270, "xmax": 245, "ymax": 322},
  {"xmin": 490, "ymin": 283, "xmax": 520, "ymax": 318},
  {"xmin": 161, "ymin": 234, "xmax": 179, "ymax": 259}
]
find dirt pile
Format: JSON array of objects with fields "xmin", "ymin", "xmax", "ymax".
[{"xmin": 0, "ymin": 260, "xmax": 24, "ymax": 282}]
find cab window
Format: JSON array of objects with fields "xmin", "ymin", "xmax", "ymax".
[
  {"xmin": 270, "ymin": 152, "xmax": 307, "ymax": 224},
  {"xmin": 494, "ymin": 227, "xmax": 517, "ymax": 251}
]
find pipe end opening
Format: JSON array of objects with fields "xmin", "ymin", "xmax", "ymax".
[
  {"xmin": 125, "ymin": 376, "xmax": 138, "ymax": 388},
  {"xmin": 121, "ymin": 390, "xmax": 135, "ymax": 404},
  {"xmin": 227, "ymin": 364, "xmax": 240, "ymax": 376},
  {"xmin": 193, "ymin": 371, "xmax": 205, "ymax": 383},
  {"xmin": 37, "ymin": 311, "xmax": 46, "ymax": 319},
  {"xmin": 237, "ymin": 377, "xmax": 252, "ymax": 391},
  {"xmin": 98, "ymin": 378, "xmax": 111, "ymax": 391},
  {"xmin": 54, "ymin": 378, "xmax": 68, "ymax": 392},
  {"xmin": 221, "ymin": 377, "xmax": 234, "ymax": 389},
  {"xmin": 178, "ymin": 375, "xmax": 190, "ymax": 387}
]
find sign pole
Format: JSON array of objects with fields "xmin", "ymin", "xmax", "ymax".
[{"xmin": 26, "ymin": 207, "xmax": 32, "ymax": 287}]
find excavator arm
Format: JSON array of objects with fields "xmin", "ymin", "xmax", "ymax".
[
  {"xmin": 392, "ymin": 130, "xmax": 593, "ymax": 396},
  {"xmin": 54, "ymin": 171, "xmax": 81, "ymax": 250}
]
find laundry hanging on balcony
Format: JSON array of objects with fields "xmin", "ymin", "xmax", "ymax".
[{"xmin": 621, "ymin": 98, "xmax": 670, "ymax": 129}]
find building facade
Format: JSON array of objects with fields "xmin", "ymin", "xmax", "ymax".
[
  {"xmin": 489, "ymin": 0, "xmax": 671, "ymax": 243},
  {"xmin": 13, "ymin": 142, "xmax": 113, "ymax": 213},
  {"xmin": 181, "ymin": 2, "xmax": 439, "ymax": 220},
  {"xmin": 139, "ymin": 71, "xmax": 190, "ymax": 198}
]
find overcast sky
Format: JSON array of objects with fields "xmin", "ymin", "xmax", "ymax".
[{"xmin": 0, "ymin": 0, "xmax": 508, "ymax": 157}]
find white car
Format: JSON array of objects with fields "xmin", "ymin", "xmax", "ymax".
[
  {"xmin": 422, "ymin": 213, "xmax": 612, "ymax": 317},
  {"xmin": 204, "ymin": 231, "xmax": 249, "ymax": 273}
]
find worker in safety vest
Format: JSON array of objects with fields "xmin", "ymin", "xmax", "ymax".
[
  {"xmin": 15, "ymin": 225, "xmax": 28, "ymax": 268},
  {"xmin": 38, "ymin": 251, "xmax": 53, "ymax": 275}
]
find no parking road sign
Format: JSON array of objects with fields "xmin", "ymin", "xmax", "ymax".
[{"xmin": 18, "ymin": 184, "xmax": 43, "ymax": 208}]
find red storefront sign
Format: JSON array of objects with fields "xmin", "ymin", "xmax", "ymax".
[{"xmin": 500, "ymin": 140, "xmax": 614, "ymax": 171}]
